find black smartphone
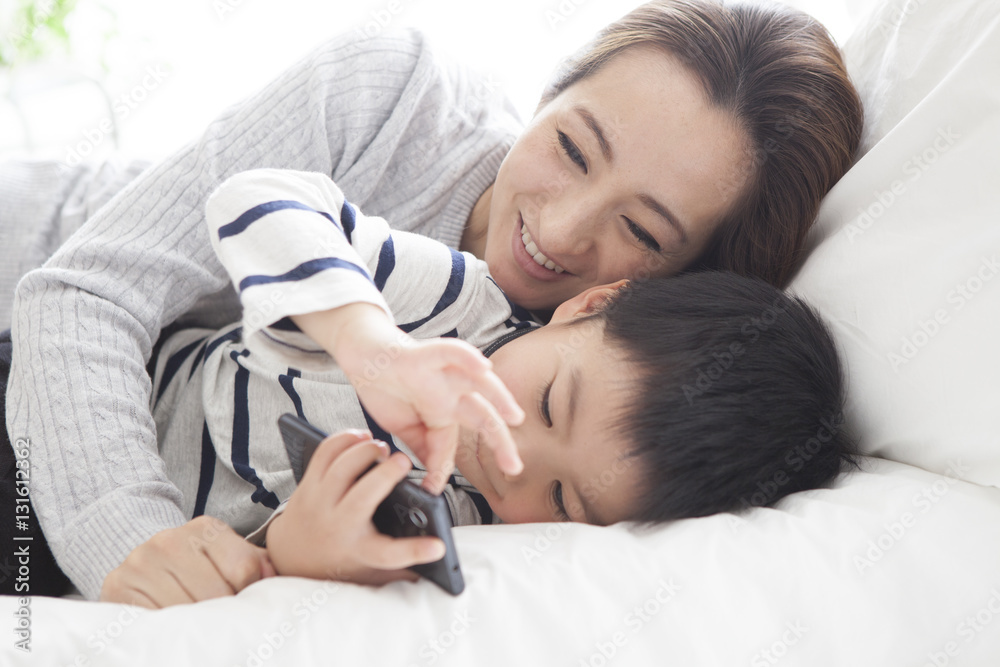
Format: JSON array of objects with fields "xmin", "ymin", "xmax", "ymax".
[{"xmin": 277, "ymin": 413, "xmax": 465, "ymax": 595}]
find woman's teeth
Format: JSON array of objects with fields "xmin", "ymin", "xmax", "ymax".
[{"xmin": 521, "ymin": 226, "xmax": 565, "ymax": 273}]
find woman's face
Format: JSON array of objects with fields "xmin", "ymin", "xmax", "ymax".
[{"xmin": 483, "ymin": 46, "xmax": 752, "ymax": 310}]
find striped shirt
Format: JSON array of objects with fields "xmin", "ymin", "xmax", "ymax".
[
  {"xmin": 150, "ymin": 169, "xmax": 539, "ymax": 538},
  {"xmin": 5, "ymin": 28, "xmax": 522, "ymax": 599}
]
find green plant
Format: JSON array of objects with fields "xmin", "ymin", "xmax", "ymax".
[{"xmin": 0, "ymin": 0, "xmax": 80, "ymax": 67}]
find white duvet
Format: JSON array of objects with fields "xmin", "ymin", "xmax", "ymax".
[{"xmin": 4, "ymin": 0, "xmax": 999, "ymax": 664}]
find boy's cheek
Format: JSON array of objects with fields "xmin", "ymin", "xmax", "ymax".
[{"xmin": 488, "ymin": 495, "xmax": 549, "ymax": 525}]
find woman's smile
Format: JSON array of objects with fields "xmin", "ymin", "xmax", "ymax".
[{"xmin": 511, "ymin": 215, "xmax": 572, "ymax": 282}]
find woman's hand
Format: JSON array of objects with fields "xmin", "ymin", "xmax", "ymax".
[
  {"xmin": 265, "ymin": 429, "xmax": 445, "ymax": 585},
  {"xmin": 292, "ymin": 303, "xmax": 524, "ymax": 493},
  {"xmin": 100, "ymin": 516, "xmax": 276, "ymax": 609}
]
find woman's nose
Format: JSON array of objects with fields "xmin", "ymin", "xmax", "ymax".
[{"xmin": 539, "ymin": 191, "xmax": 601, "ymax": 259}]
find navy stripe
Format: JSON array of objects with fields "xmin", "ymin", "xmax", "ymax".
[
  {"xmin": 271, "ymin": 317, "xmax": 301, "ymax": 332},
  {"xmin": 155, "ymin": 335, "xmax": 208, "ymax": 404},
  {"xmin": 360, "ymin": 405, "xmax": 399, "ymax": 455},
  {"xmin": 279, "ymin": 368, "xmax": 305, "ymax": 418},
  {"xmin": 398, "ymin": 249, "xmax": 465, "ymax": 333},
  {"xmin": 187, "ymin": 340, "xmax": 208, "ymax": 380},
  {"xmin": 192, "ymin": 421, "xmax": 216, "ymax": 518},
  {"xmin": 441, "ymin": 328, "xmax": 458, "ymax": 338},
  {"xmin": 261, "ymin": 330, "xmax": 325, "ymax": 355},
  {"xmin": 204, "ymin": 327, "xmax": 243, "ymax": 361},
  {"xmin": 230, "ymin": 349, "xmax": 280, "ymax": 509},
  {"xmin": 469, "ymin": 491, "xmax": 494, "ymax": 524},
  {"xmin": 217, "ymin": 200, "xmax": 337, "ymax": 240},
  {"xmin": 503, "ymin": 317, "xmax": 535, "ymax": 331},
  {"xmin": 239, "ymin": 257, "xmax": 371, "ymax": 293},
  {"xmin": 340, "ymin": 200, "xmax": 357, "ymax": 243},
  {"xmin": 373, "ymin": 236, "xmax": 396, "ymax": 292},
  {"xmin": 487, "ymin": 276, "xmax": 535, "ymax": 323}
]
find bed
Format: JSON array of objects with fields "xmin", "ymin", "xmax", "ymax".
[{"xmin": 4, "ymin": 0, "xmax": 999, "ymax": 663}]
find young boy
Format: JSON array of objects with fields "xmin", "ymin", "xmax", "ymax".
[{"xmin": 139, "ymin": 168, "xmax": 858, "ymax": 580}]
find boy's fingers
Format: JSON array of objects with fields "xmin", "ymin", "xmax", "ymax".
[
  {"xmin": 100, "ymin": 571, "xmax": 158, "ymax": 607},
  {"xmin": 470, "ymin": 369, "xmax": 524, "ymax": 426},
  {"xmin": 302, "ymin": 429, "xmax": 374, "ymax": 487},
  {"xmin": 455, "ymin": 394, "xmax": 523, "ymax": 476},
  {"xmin": 428, "ymin": 338, "xmax": 492, "ymax": 372},
  {"xmin": 424, "ymin": 344, "xmax": 521, "ymax": 425},
  {"xmin": 321, "ymin": 440, "xmax": 391, "ymax": 498},
  {"xmin": 341, "ymin": 451, "xmax": 413, "ymax": 518},
  {"xmin": 367, "ymin": 568, "xmax": 421, "ymax": 585},
  {"xmin": 167, "ymin": 557, "xmax": 237, "ymax": 603},
  {"xmin": 126, "ymin": 569, "xmax": 197, "ymax": 609},
  {"xmin": 259, "ymin": 550, "xmax": 277, "ymax": 579},
  {"xmin": 359, "ymin": 533, "xmax": 447, "ymax": 571},
  {"xmin": 119, "ymin": 589, "xmax": 158, "ymax": 610},
  {"xmin": 203, "ymin": 531, "xmax": 274, "ymax": 594},
  {"xmin": 420, "ymin": 424, "xmax": 457, "ymax": 494}
]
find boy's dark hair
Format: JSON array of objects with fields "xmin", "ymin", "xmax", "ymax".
[{"xmin": 594, "ymin": 271, "xmax": 859, "ymax": 523}]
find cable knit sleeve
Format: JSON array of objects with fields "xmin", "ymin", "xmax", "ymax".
[{"xmin": 3, "ymin": 27, "xmax": 522, "ymax": 600}]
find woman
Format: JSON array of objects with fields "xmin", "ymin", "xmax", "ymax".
[{"xmin": 2, "ymin": 0, "xmax": 861, "ymax": 604}]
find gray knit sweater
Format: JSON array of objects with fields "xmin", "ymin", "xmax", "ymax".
[{"xmin": 4, "ymin": 29, "xmax": 521, "ymax": 600}]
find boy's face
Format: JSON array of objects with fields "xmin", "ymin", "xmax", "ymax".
[{"xmin": 454, "ymin": 282, "xmax": 641, "ymax": 525}]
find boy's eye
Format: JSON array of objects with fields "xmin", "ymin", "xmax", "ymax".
[
  {"xmin": 552, "ymin": 482, "xmax": 569, "ymax": 521},
  {"xmin": 538, "ymin": 381, "xmax": 553, "ymax": 427},
  {"xmin": 557, "ymin": 131, "xmax": 587, "ymax": 173},
  {"xmin": 625, "ymin": 218, "xmax": 661, "ymax": 253}
]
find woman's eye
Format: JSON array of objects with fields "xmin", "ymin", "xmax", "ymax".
[
  {"xmin": 625, "ymin": 218, "xmax": 661, "ymax": 253},
  {"xmin": 557, "ymin": 131, "xmax": 587, "ymax": 173},
  {"xmin": 552, "ymin": 482, "xmax": 569, "ymax": 521},
  {"xmin": 539, "ymin": 381, "xmax": 553, "ymax": 427}
]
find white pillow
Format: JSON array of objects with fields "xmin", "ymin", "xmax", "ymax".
[{"xmin": 789, "ymin": 0, "xmax": 1000, "ymax": 488}]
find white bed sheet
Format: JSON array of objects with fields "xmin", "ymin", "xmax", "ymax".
[{"xmin": 5, "ymin": 458, "xmax": 1000, "ymax": 666}]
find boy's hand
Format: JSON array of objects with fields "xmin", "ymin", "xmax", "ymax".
[
  {"xmin": 292, "ymin": 303, "xmax": 525, "ymax": 493},
  {"xmin": 265, "ymin": 429, "xmax": 444, "ymax": 584},
  {"xmin": 100, "ymin": 516, "xmax": 276, "ymax": 609}
]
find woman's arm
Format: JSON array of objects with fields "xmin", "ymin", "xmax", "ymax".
[{"xmin": 4, "ymin": 30, "xmax": 452, "ymax": 601}]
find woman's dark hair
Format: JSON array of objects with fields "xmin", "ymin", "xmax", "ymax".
[
  {"xmin": 591, "ymin": 271, "xmax": 860, "ymax": 523},
  {"xmin": 540, "ymin": 0, "xmax": 863, "ymax": 287}
]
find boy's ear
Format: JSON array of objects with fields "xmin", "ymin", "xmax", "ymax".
[{"xmin": 550, "ymin": 279, "xmax": 630, "ymax": 323}]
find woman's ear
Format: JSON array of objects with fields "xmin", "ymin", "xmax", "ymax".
[{"xmin": 550, "ymin": 279, "xmax": 630, "ymax": 323}]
